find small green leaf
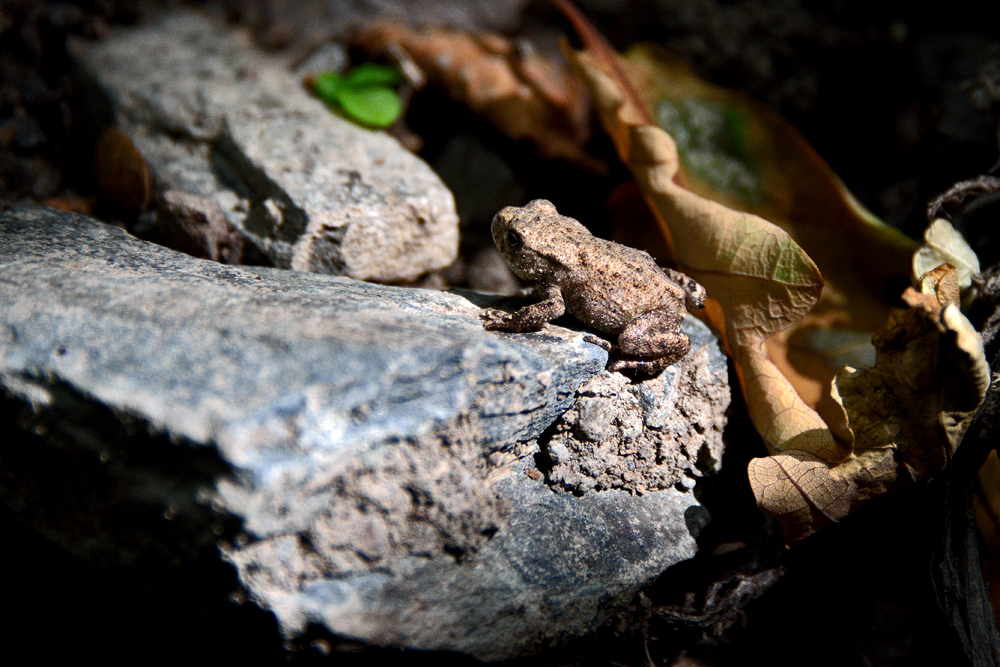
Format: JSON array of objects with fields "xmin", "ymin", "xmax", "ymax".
[
  {"xmin": 346, "ymin": 62, "xmax": 403, "ymax": 87},
  {"xmin": 337, "ymin": 86, "xmax": 403, "ymax": 128},
  {"xmin": 313, "ymin": 72, "xmax": 344, "ymax": 104}
]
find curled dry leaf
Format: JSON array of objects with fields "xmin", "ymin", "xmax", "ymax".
[
  {"xmin": 749, "ymin": 267, "xmax": 990, "ymax": 542},
  {"xmin": 559, "ymin": 6, "xmax": 830, "ymax": 459},
  {"xmin": 918, "ymin": 262, "xmax": 961, "ymax": 307},
  {"xmin": 92, "ymin": 126, "xmax": 153, "ymax": 217},
  {"xmin": 913, "ymin": 217, "xmax": 980, "ymax": 290},
  {"xmin": 354, "ymin": 22, "xmax": 599, "ymax": 169},
  {"xmin": 556, "ymin": 0, "xmax": 988, "ymax": 543},
  {"xmin": 617, "ymin": 43, "xmax": 916, "ymax": 437},
  {"xmin": 42, "ymin": 195, "xmax": 96, "ymax": 215}
]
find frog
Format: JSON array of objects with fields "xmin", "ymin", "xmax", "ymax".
[{"xmin": 480, "ymin": 199, "xmax": 706, "ymax": 374}]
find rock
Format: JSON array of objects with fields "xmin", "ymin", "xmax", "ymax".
[
  {"xmin": 544, "ymin": 349, "xmax": 728, "ymax": 496},
  {"xmin": 138, "ymin": 189, "xmax": 245, "ymax": 264},
  {"xmin": 0, "ymin": 206, "xmax": 729, "ymax": 660},
  {"xmin": 72, "ymin": 10, "xmax": 458, "ymax": 282},
  {"xmin": 292, "ymin": 41, "xmax": 349, "ymax": 78}
]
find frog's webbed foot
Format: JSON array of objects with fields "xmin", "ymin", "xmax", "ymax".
[
  {"xmin": 481, "ymin": 285, "xmax": 566, "ymax": 333},
  {"xmin": 481, "ymin": 308, "xmax": 521, "ymax": 331}
]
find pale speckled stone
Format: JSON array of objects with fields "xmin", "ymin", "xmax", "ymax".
[{"xmin": 72, "ymin": 10, "xmax": 458, "ymax": 282}]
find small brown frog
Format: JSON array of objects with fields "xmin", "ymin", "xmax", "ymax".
[{"xmin": 481, "ymin": 199, "xmax": 705, "ymax": 374}]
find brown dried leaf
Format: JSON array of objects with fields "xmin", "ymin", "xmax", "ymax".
[
  {"xmin": 617, "ymin": 44, "xmax": 916, "ymax": 439},
  {"xmin": 837, "ymin": 285, "xmax": 990, "ymax": 478},
  {"xmin": 919, "ymin": 262, "xmax": 961, "ymax": 306},
  {"xmin": 750, "ymin": 267, "xmax": 990, "ymax": 541},
  {"xmin": 564, "ymin": 24, "xmax": 831, "ymax": 460},
  {"xmin": 42, "ymin": 195, "xmax": 96, "ymax": 215},
  {"xmin": 92, "ymin": 126, "xmax": 153, "ymax": 217},
  {"xmin": 354, "ymin": 22, "xmax": 599, "ymax": 169},
  {"xmin": 748, "ymin": 448, "xmax": 903, "ymax": 543},
  {"xmin": 557, "ymin": 1, "xmax": 989, "ymax": 543}
]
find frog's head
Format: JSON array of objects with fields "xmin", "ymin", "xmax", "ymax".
[{"xmin": 491, "ymin": 199, "xmax": 589, "ymax": 282}]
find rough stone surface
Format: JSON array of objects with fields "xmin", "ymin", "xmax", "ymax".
[
  {"xmin": 71, "ymin": 10, "xmax": 458, "ymax": 282},
  {"xmin": 0, "ymin": 206, "xmax": 729, "ymax": 660},
  {"xmin": 544, "ymin": 345, "xmax": 728, "ymax": 495},
  {"xmin": 139, "ymin": 189, "xmax": 246, "ymax": 264}
]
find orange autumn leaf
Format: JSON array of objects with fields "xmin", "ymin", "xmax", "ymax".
[
  {"xmin": 93, "ymin": 126, "xmax": 153, "ymax": 217},
  {"xmin": 354, "ymin": 22, "xmax": 600, "ymax": 170}
]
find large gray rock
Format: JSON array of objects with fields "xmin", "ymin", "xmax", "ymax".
[
  {"xmin": 0, "ymin": 206, "xmax": 729, "ymax": 659},
  {"xmin": 72, "ymin": 10, "xmax": 458, "ymax": 282}
]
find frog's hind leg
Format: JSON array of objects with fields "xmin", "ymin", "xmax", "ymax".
[{"xmin": 610, "ymin": 309, "xmax": 690, "ymax": 374}]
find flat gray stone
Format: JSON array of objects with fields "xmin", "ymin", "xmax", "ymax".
[
  {"xmin": 0, "ymin": 206, "xmax": 729, "ymax": 660},
  {"xmin": 72, "ymin": 10, "xmax": 458, "ymax": 282}
]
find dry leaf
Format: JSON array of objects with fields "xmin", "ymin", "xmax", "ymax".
[
  {"xmin": 556, "ymin": 0, "xmax": 988, "ymax": 543},
  {"xmin": 92, "ymin": 126, "xmax": 153, "ymax": 217},
  {"xmin": 559, "ymin": 5, "xmax": 831, "ymax": 460},
  {"xmin": 354, "ymin": 22, "xmax": 599, "ymax": 169},
  {"xmin": 749, "ymin": 268, "xmax": 990, "ymax": 542},
  {"xmin": 919, "ymin": 262, "xmax": 961, "ymax": 306},
  {"xmin": 42, "ymin": 195, "xmax": 96, "ymax": 215},
  {"xmin": 617, "ymin": 44, "xmax": 916, "ymax": 437},
  {"xmin": 913, "ymin": 218, "xmax": 980, "ymax": 290}
]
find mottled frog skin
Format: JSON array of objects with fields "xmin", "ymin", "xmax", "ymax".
[{"xmin": 482, "ymin": 199, "xmax": 706, "ymax": 374}]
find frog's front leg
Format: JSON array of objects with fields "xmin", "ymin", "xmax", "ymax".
[
  {"xmin": 608, "ymin": 308, "xmax": 690, "ymax": 373},
  {"xmin": 482, "ymin": 283, "xmax": 566, "ymax": 332}
]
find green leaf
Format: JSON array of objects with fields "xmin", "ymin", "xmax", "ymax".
[
  {"xmin": 313, "ymin": 72, "xmax": 344, "ymax": 104},
  {"xmin": 345, "ymin": 63, "xmax": 403, "ymax": 87},
  {"xmin": 337, "ymin": 85, "xmax": 403, "ymax": 128}
]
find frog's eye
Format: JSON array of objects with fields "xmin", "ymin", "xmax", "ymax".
[{"xmin": 506, "ymin": 229, "xmax": 523, "ymax": 249}]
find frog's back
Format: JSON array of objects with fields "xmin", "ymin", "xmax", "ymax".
[{"xmin": 560, "ymin": 238, "xmax": 683, "ymax": 333}]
